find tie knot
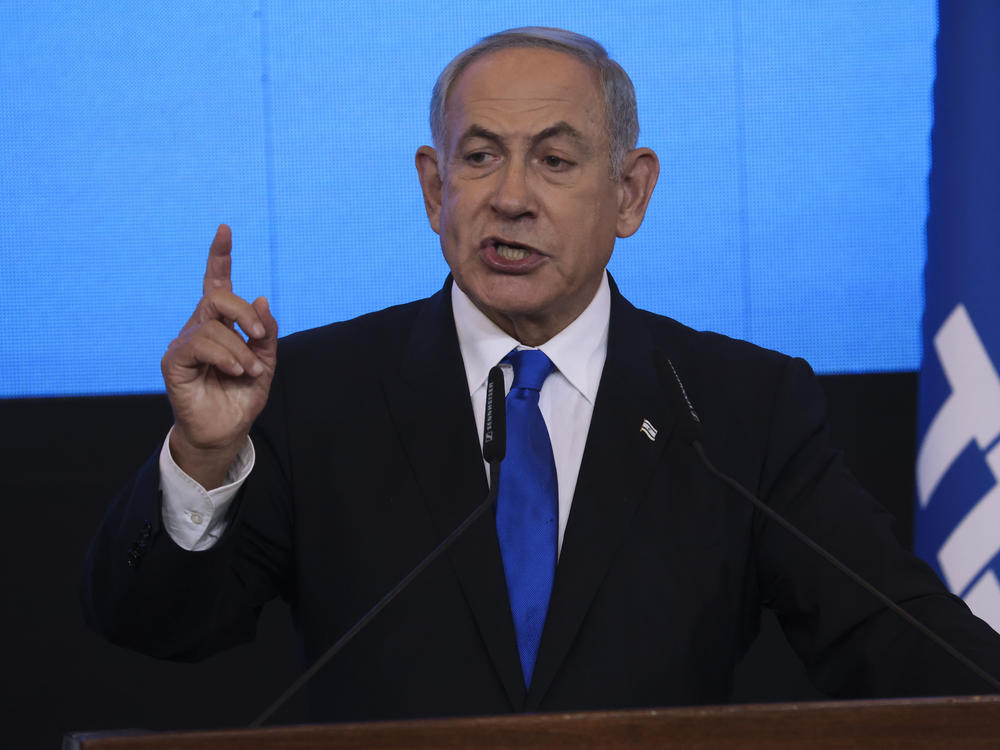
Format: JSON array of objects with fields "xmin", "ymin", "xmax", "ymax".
[{"xmin": 505, "ymin": 349, "xmax": 555, "ymax": 392}]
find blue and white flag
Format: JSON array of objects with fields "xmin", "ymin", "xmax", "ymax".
[{"xmin": 916, "ymin": 1, "xmax": 1000, "ymax": 633}]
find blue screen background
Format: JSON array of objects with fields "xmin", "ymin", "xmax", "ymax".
[{"xmin": 0, "ymin": 1, "xmax": 935, "ymax": 396}]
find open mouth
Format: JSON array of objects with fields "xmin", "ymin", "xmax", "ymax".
[
  {"xmin": 479, "ymin": 237, "xmax": 545, "ymax": 273},
  {"xmin": 495, "ymin": 242, "xmax": 532, "ymax": 261}
]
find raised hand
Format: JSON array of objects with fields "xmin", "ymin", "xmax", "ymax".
[{"xmin": 161, "ymin": 225, "xmax": 278, "ymax": 488}]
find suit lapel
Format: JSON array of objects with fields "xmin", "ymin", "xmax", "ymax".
[
  {"xmin": 381, "ymin": 281, "xmax": 527, "ymax": 710},
  {"xmin": 526, "ymin": 287, "xmax": 679, "ymax": 709}
]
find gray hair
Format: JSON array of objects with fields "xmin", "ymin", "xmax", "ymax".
[{"xmin": 429, "ymin": 27, "xmax": 639, "ymax": 179}]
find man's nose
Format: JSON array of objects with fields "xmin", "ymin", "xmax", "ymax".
[{"xmin": 490, "ymin": 161, "xmax": 536, "ymax": 219}]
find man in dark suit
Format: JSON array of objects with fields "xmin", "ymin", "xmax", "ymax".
[{"xmin": 85, "ymin": 28, "xmax": 1000, "ymax": 721}]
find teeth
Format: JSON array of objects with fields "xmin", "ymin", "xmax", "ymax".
[{"xmin": 496, "ymin": 243, "xmax": 530, "ymax": 261}]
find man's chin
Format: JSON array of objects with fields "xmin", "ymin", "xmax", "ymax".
[
  {"xmin": 470, "ymin": 280, "xmax": 552, "ymax": 320},
  {"xmin": 469, "ymin": 290, "xmax": 571, "ymax": 345}
]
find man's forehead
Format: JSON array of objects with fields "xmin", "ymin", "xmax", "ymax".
[
  {"xmin": 456, "ymin": 49, "xmax": 598, "ymax": 100},
  {"xmin": 444, "ymin": 48, "xmax": 604, "ymax": 134}
]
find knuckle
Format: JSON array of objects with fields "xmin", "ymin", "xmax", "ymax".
[
  {"xmin": 202, "ymin": 287, "xmax": 235, "ymax": 309},
  {"xmin": 199, "ymin": 289, "xmax": 225, "ymax": 312}
]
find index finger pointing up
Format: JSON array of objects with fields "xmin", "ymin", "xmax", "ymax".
[{"xmin": 203, "ymin": 224, "xmax": 233, "ymax": 295}]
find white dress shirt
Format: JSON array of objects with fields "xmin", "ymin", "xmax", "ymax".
[
  {"xmin": 452, "ymin": 275, "xmax": 609, "ymax": 553},
  {"xmin": 160, "ymin": 274, "xmax": 611, "ymax": 554}
]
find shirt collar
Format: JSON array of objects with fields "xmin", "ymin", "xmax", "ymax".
[{"xmin": 451, "ymin": 272, "xmax": 610, "ymax": 404}]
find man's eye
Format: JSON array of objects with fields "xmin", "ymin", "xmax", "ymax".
[
  {"xmin": 466, "ymin": 152, "xmax": 492, "ymax": 165},
  {"xmin": 543, "ymin": 155, "xmax": 569, "ymax": 169}
]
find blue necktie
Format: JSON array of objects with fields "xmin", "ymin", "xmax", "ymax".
[{"xmin": 496, "ymin": 349, "xmax": 558, "ymax": 687}]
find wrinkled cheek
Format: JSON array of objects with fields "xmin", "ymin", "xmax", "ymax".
[
  {"xmin": 441, "ymin": 196, "xmax": 477, "ymax": 247},
  {"xmin": 437, "ymin": 203, "xmax": 466, "ymax": 277}
]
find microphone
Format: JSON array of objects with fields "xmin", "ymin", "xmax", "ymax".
[
  {"xmin": 655, "ymin": 352, "xmax": 1000, "ymax": 693},
  {"xmin": 249, "ymin": 366, "xmax": 508, "ymax": 727},
  {"xmin": 483, "ymin": 363, "xmax": 506, "ymax": 490}
]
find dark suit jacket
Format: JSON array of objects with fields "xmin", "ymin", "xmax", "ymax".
[{"xmin": 84, "ymin": 278, "xmax": 1000, "ymax": 722}]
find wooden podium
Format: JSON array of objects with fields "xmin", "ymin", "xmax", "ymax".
[{"xmin": 70, "ymin": 696, "xmax": 1000, "ymax": 749}]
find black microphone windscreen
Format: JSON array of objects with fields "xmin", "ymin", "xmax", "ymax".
[{"xmin": 483, "ymin": 365, "xmax": 506, "ymax": 464}]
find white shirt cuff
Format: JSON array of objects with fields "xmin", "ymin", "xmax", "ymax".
[{"xmin": 158, "ymin": 427, "xmax": 255, "ymax": 551}]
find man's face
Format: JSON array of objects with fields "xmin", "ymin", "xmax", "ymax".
[{"xmin": 419, "ymin": 48, "xmax": 626, "ymax": 344}]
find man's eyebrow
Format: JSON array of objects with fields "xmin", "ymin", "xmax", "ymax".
[
  {"xmin": 458, "ymin": 124, "xmax": 504, "ymax": 145},
  {"xmin": 531, "ymin": 121, "xmax": 586, "ymax": 148}
]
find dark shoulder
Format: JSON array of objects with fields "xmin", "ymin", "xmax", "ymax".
[
  {"xmin": 275, "ymin": 295, "xmax": 431, "ymax": 372},
  {"xmin": 631, "ymin": 305, "xmax": 799, "ymax": 384},
  {"xmin": 627, "ymin": 304, "xmax": 828, "ymax": 492}
]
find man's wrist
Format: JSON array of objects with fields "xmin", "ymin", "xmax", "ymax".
[
  {"xmin": 160, "ymin": 429, "xmax": 255, "ymax": 551},
  {"xmin": 168, "ymin": 427, "xmax": 247, "ymax": 491}
]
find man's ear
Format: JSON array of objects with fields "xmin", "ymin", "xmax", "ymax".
[
  {"xmin": 615, "ymin": 147, "xmax": 659, "ymax": 238},
  {"xmin": 415, "ymin": 146, "xmax": 443, "ymax": 235}
]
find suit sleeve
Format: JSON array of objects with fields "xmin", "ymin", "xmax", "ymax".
[
  {"xmin": 753, "ymin": 356, "xmax": 1000, "ymax": 697},
  {"xmin": 82, "ymin": 370, "xmax": 295, "ymax": 662}
]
